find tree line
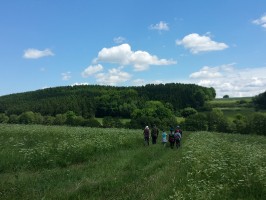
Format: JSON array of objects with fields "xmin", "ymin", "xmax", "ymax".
[
  {"xmin": 181, "ymin": 108, "xmax": 266, "ymax": 136},
  {"xmin": 1, "ymin": 84, "xmax": 265, "ymax": 135},
  {"xmin": 0, "ymin": 83, "xmax": 216, "ymax": 118}
]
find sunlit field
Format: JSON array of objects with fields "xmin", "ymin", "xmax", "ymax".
[
  {"xmin": 169, "ymin": 132, "xmax": 266, "ymax": 199},
  {"xmin": 0, "ymin": 124, "xmax": 265, "ymax": 199}
]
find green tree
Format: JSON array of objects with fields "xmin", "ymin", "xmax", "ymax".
[
  {"xmin": 43, "ymin": 116, "xmax": 55, "ymax": 125},
  {"xmin": 0, "ymin": 113, "xmax": 9, "ymax": 123},
  {"xmin": 83, "ymin": 118, "xmax": 102, "ymax": 127},
  {"xmin": 102, "ymin": 116, "xmax": 123, "ymax": 128},
  {"xmin": 65, "ymin": 111, "xmax": 77, "ymax": 126},
  {"xmin": 8, "ymin": 114, "xmax": 19, "ymax": 124},
  {"xmin": 207, "ymin": 108, "xmax": 230, "ymax": 132},
  {"xmin": 223, "ymin": 95, "xmax": 229, "ymax": 98},
  {"xmin": 19, "ymin": 111, "xmax": 36, "ymax": 124},
  {"xmin": 233, "ymin": 114, "xmax": 248, "ymax": 134},
  {"xmin": 72, "ymin": 116, "xmax": 85, "ymax": 126},
  {"xmin": 253, "ymin": 91, "xmax": 266, "ymax": 110},
  {"xmin": 180, "ymin": 107, "xmax": 198, "ymax": 118},
  {"xmin": 54, "ymin": 114, "xmax": 67, "ymax": 125},
  {"xmin": 182, "ymin": 113, "xmax": 208, "ymax": 131},
  {"xmin": 34, "ymin": 113, "xmax": 44, "ymax": 124},
  {"xmin": 249, "ymin": 113, "xmax": 266, "ymax": 135},
  {"xmin": 131, "ymin": 101, "xmax": 176, "ymax": 130}
]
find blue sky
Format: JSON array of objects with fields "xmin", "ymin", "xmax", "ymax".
[{"xmin": 1, "ymin": 0, "xmax": 266, "ymax": 97}]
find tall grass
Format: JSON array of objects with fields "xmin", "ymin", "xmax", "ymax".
[
  {"xmin": 0, "ymin": 124, "xmax": 265, "ymax": 199},
  {"xmin": 169, "ymin": 132, "xmax": 266, "ymax": 199}
]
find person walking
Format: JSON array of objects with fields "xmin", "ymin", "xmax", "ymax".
[
  {"xmin": 151, "ymin": 124, "xmax": 159, "ymax": 144},
  {"xmin": 143, "ymin": 126, "xmax": 150, "ymax": 146},
  {"xmin": 168, "ymin": 127, "xmax": 175, "ymax": 149},
  {"xmin": 174, "ymin": 129, "xmax": 182, "ymax": 148},
  {"xmin": 175, "ymin": 125, "xmax": 183, "ymax": 136},
  {"xmin": 162, "ymin": 129, "xmax": 167, "ymax": 147}
]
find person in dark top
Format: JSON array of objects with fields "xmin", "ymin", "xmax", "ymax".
[
  {"xmin": 169, "ymin": 128, "xmax": 175, "ymax": 149},
  {"xmin": 151, "ymin": 124, "xmax": 159, "ymax": 144},
  {"xmin": 143, "ymin": 126, "xmax": 150, "ymax": 146}
]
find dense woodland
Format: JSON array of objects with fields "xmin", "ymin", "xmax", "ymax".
[{"xmin": 0, "ymin": 83, "xmax": 215, "ymax": 118}]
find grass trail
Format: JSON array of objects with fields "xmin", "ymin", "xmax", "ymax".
[
  {"xmin": 0, "ymin": 124, "xmax": 185, "ymax": 199},
  {"xmin": 0, "ymin": 124, "xmax": 265, "ymax": 199}
]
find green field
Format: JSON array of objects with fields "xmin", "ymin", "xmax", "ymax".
[
  {"xmin": 206, "ymin": 97, "xmax": 260, "ymax": 120},
  {"xmin": 0, "ymin": 124, "xmax": 265, "ymax": 199}
]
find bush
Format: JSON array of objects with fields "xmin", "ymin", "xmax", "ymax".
[
  {"xmin": 180, "ymin": 107, "xmax": 197, "ymax": 118},
  {"xmin": 0, "ymin": 113, "xmax": 9, "ymax": 123},
  {"xmin": 8, "ymin": 114, "xmax": 19, "ymax": 124},
  {"xmin": 102, "ymin": 116, "xmax": 123, "ymax": 128},
  {"xmin": 182, "ymin": 113, "xmax": 208, "ymax": 131},
  {"xmin": 83, "ymin": 118, "xmax": 102, "ymax": 128},
  {"xmin": 232, "ymin": 114, "xmax": 248, "ymax": 134},
  {"xmin": 19, "ymin": 111, "xmax": 36, "ymax": 124},
  {"xmin": 249, "ymin": 113, "xmax": 266, "ymax": 136}
]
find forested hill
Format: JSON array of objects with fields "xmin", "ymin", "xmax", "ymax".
[{"xmin": 0, "ymin": 83, "xmax": 216, "ymax": 118}]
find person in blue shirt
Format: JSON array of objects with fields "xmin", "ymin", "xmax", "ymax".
[{"xmin": 161, "ymin": 129, "xmax": 167, "ymax": 147}]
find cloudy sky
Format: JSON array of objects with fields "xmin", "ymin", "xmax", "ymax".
[{"xmin": 1, "ymin": 0, "xmax": 266, "ymax": 97}]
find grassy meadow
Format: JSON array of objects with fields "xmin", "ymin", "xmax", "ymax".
[
  {"xmin": 206, "ymin": 97, "xmax": 261, "ymax": 120},
  {"xmin": 0, "ymin": 124, "xmax": 266, "ymax": 199}
]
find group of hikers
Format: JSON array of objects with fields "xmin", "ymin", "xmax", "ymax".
[{"xmin": 143, "ymin": 125, "xmax": 182, "ymax": 149}]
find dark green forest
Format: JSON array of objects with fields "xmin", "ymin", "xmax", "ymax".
[{"xmin": 0, "ymin": 83, "xmax": 215, "ymax": 118}]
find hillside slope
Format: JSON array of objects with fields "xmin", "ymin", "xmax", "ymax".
[{"xmin": 0, "ymin": 83, "xmax": 215, "ymax": 117}]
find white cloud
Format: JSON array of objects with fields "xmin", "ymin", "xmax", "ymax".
[
  {"xmin": 81, "ymin": 64, "xmax": 103, "ymax": 78},
  {"xmin": 149, "ymin": 21, "xmax": 169, "ymax": 31},
  {"xmin": 61, "ymin": 72, "xmax": 71, "ymax": 81},
  {"xmin": 189, "ymin": 64, "xmax": 266, "ymax": 97},
  {"xmin": 23, "ymin": 48, "xmax": 54, "ymax": 59},
  {"xmin": 95, "ymin": 67, "xmax": 131, "ymax": 85},
  {"xmin": 95, "ymin": 43, "xmax": 176, "ymax": 71},
  {"xmin": 113, "ymin": 36, "xmax": 126, "ymax": 44},
  {"xmin": 176, "ymin": 33, "xmax": 228, "ymax": 54},
  {"xmin": 96, "ymin": 44, "xmax": 132, "ymax": 65},
  {"xmin": 71, "ymin": 82, "xmax": 89, "ymax": 86},
  {"xmin": 190, "ymin": 66, "xmax": 223, "ymax": 78},
  {"xmin": 252, "ymin": 14, "xmax": 266, "ymax": 28},
  {"xmin": 132, "ymin": 79, "xmax": 145, "ymax": 86}
]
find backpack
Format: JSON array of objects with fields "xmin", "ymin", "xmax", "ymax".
[{"xmin": 174, "ymin": 132, "xmax": 181, "ymax": 141}]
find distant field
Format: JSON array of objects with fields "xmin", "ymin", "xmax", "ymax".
[
  {"xmin": 0, "ymin": 124, "xmax": 265, "ymax": 199},
  {"xmin": 95, "ymin": 118, "xmax": 131, "ymax": 125},
  {"xmin": 210, "ymin": 97, "xmax": 252, "ymax": 103},
  {"xmin": 206, "ymin": 97, "xmax": 258, "ymax": 120}
]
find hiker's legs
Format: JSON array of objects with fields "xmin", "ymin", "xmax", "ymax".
[
  {"xmin": 152, "ymin": 137, "xmax": 156, "ymax": 144},
  {"xmin": 144, "ymin": 137, "xmax": 149, "ymax": 146},
  {"xmin": 170, "ymin": 142, "xmax": 174, "ymax": 149},
  {"xmin": 176, "ymin": 140, "xmax": 180, "ymax": 148}
]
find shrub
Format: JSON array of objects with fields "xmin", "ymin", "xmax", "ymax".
[
  {"xmin": 0, "ymin": 113, "xmax": 9, "ymax": 123},
  {"xmin": 180, "ymin": 107, "xmax": 197, "ymax": 118},
  {"xmin": 249, "ymin": 113, "xmax": 266, "ymax": 136},
  {"xmin": 182, "ymin": 113, "xmax": 208, "ymax": 131},
  {"xmin": 83, "ymin": 118, "xmax": 102, "ymax": 128}
]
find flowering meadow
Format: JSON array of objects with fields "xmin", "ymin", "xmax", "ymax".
[
  {"xmin": 0, "ymin": 124, "xmax": 141, "ymax": 172},
  {"xmin": 0, "ymin": 124, "xmax": 265, "ymax": 199},
  {"xmin": 169, "ymin": 132, "xmax": 266, "ymax": 199}
]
